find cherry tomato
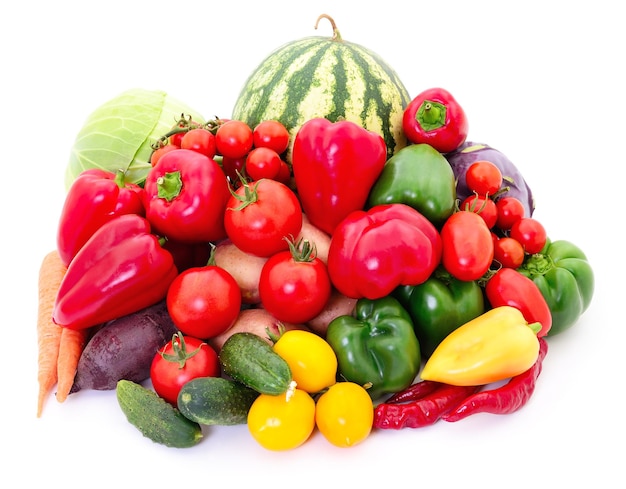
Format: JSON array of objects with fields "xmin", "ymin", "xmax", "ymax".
[
  {"xmin": 166, "ymin": 265, "xmax": 241, "ymax": 339},
  {"xmin": 150, "ymin": 333, "xmax": 220, "ymax": 406},
  {"xmin": 150, "ymin": 144, "xmax": 179, "ymax": 167},
  {"xmin": 253, "ymin": 120, "xmax": 290, "ymax": 154},
  {"xmin": 215, "ymin": 120, "xmax": 253, "ymax": 159},
  {"xmin": 273, "ymin": 330, "xmax": 337, "ymax": 393},
  {"xmin": 441, "ymin": 210, "xmax": 494, "ymax": 281},
  {"xmin": 460, "ymin": 194, "xmax": 498, "ymax": 229},
  {"xmin": 315, "ymin": 382, "xmax": 373, "ymax": 448},
  {"xmin": 495, "ymin": 196, "xmax": 525, "ymax": 230},
  {"xmin": 245, "ymin": 147, "xmax": 282, "ymax": 181},
  {"xmin": 509, "ymin": 217, "xmax": 547, "ymax": 254},
  {"xmin": 493, "ymin": 236, "xmax": 525, "ymax": 269},
  {"xmin": 247, "ymin": 388, "xmax": 316, "ymax": 451},
  {"xmin": 181, "ymin": 127, "xmax": 216, "ymax": 159},
  {"xmin": 221, "ymin": 154, "xmax": 246, "ymax": 186},
  {"xmin": 465, "ymin": 160, "xmax": 503, "ymax": 196},
  {"xmin": 275, "ymin": 160, "xmax": 292, "ymax": 186},
  {"xmin": 259, "ymin": 240, "xmax": 332, "ymax": 324},
  {"xmin": 224, "ymin": 178, "xmax": 303, "ymax": 257}
]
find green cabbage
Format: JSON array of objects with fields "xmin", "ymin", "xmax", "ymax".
[{"xmin": 64, "ymin": 88, "xmax": 205, "ymax": 189}]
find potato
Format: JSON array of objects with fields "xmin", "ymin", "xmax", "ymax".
[
  {"xmin": 208, "ymin": 307, "xmax": 308, "ymax": 352},
  {"xmin": 306, "ymin": 288, "xmax": 357, "ymax": 337},
  {"xmin": 213, "ymin": 238, "xmax": 268, "ymax": 304},
  {"xmin": 296, "ymin": 213, "xmax": 331, "ymax": 264}
]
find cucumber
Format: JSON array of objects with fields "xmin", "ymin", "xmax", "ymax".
[
  {"xmin": 116, "ymin": 380, "xmax": 203, "ymax": 448},
  {"xmin": 177, "ymin": 377, "xmax": 259, "ymax": 425},
  {"xmin": 219, "ymin": 332, "xmax": 293, "ymax": 395}
]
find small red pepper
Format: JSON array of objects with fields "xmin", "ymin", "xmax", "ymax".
[
  {"xmin": 385, "ymin": 380, "xmax": 443, "ymax": 404},
  {"xmin": 402, "ymin": 87, "xmax": 469, "ymax": 154},
  {"xmin": 53, "ymin": 214, "xmax": 178, "ymax": 330},
  {"xmin": 292, "ymin": 118, "xmax": 387, "ymax": 235},
  {"xmin": 56, "ymin": 168, "xmax": 145, "ymax": 267},
  {"xmin": 442, "ymin": 337, "xmax": 548, "ymax": 421}
]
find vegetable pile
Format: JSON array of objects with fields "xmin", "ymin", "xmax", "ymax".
[{"xmin": 36, "ymin": 14, "xmax": 595, "ymax": 451}]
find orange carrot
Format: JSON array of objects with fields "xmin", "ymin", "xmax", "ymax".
[
  {"xmin": 56, "ymin": 327, "xmax": 89, "ymax": 403},
  {"xmin": 37, "ymin": 250, "xmax": 67, "ymax": 417}
]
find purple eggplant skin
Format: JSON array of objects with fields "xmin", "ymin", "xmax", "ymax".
[
  {"xmin": 69, "ymin": 300, "xmax": 178, "ymax": 393},
  {"xmin": 445, "ymin": 141, "xmax": 535, "ymax": 217}
]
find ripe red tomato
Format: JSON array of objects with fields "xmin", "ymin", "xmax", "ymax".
[
  {"xmin": 460, "ymin": 194, "xmax": 498, "ymax": 229},
  {"xmin": 495, "ymin": 196, "xmax": 525, "ymax": 230},
  {"xmin": 275, "ymin": 160, "xmax": 292, "ymax": 186},
  {"xmin": 221, "ymin": 155, "xmax": 246, "ymax": 186},
  {"xmin": 245, "ymin": 147, "xmax": 282, "ymax": 181},
  {"xmin": 166, "ymin": 265, "xmax": 241, "ymax": 339},
  {"xmin": 150, "ymin": 144, "xmax": 179, "ymax": 167},
  {"xmin": 215, "ymin": 120, "xmax": 253, "ymax": 158},
  {"xmin": 465, "ymin": 160, "xmax": 503, "ymax": 196},
  {"xmin": 441, "ymin": 210, "xmax": 494, "ymax": 281},
  {"xmin": 259, "ymin": 240, "xmax": 332, "ymax": 323},
  {"xmin": 493, "ymin": 236, "xmax": 525, "ymax": 269},
  {"xmin": 253, "ymin": 120, "xmax": 290, "ymax": 154},
  {"xmin": 509, "ymin": 217, "xmax": 547, "ymax": 254},
  {"xmin": 150, "ymin": 333, "xmax": 220, "ymax": 406},
  {"xmin": 224, "ymin": 178, "xmax": 303, "ymax": 257},
  {"xmin": 181, "ymin": 128, "xmax": 216, "ymax": 159}
]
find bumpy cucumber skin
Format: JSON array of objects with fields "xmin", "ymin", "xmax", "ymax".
[
  {"xmin": 116, "ymin": 380, "xmax": 203, "ymax": 448},
  {"xmin": 177, "ymin": 377, "xmax": 259, "ymax": 425},
  {"xmin": 219, "ymin": 332, "xmax": 292, "ymax": 395}
]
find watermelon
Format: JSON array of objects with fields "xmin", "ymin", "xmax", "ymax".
[{"xmin": 231, "ymin": 14, "xmax": 411, "ymax": 162}]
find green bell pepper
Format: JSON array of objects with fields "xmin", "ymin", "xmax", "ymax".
[
  {"xmin": 517, "ymin": 238, "xmax": 594, "ymax": 336},
  {"xmin": 394, "ymin": 267, "xmax": 486, "ymax": 359},
  {"xmin": 367, "ymin": 143, "xmax": 456, "ymax": 227},
  {"xmin": 325, "ymin": 296, "xmax": 421, "ymax": 400}
]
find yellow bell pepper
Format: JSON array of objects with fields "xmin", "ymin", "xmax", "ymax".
[{"xmin": 420, "ymin": 306, "xmax": 541, "ymax": 386}]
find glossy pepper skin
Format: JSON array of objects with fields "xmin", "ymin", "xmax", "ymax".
[
  {"xmin": 56, "ymin": 168, "xmax": 145, "ymax": 267},
  {"xmin": 327, "ymin": 203, "xmax": 442, "ymax": 299},
  {"xmin": 517, "ymin": 238, "xmax": 594, "ymax": 336},
  {"xmin": 292, "ymin": 118, "xmax": 387, "ymax": 235},
  {"xmin": 420, "ymin": 306, "xmax": 541, "ymax": 386},
  {"xmin": 326, "ymin": 296, "xmax": 422, "ymax": 401},
  {"xmin": 143, "ymin": 148, "xmax": 230, "ymax": 243},
  {"xmin": 394, "ymin": 267, "xmax": 485, "ymax": 359},
  {"xmin": 53, "ymin": 214, "xmax": 178, "ymax": 330},
  {"xmin": 402, "ymin": 87, "xmax": 469, "ymax": 154},
  {"xmin": 367, "ymin": 143, "xmax": 456, "ymax": 228}
]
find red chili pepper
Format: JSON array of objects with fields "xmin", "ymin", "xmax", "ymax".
[
  {"xmin": 56, "ymin": 168, "xmax": 145, "ymax": 267},
  {"xmin": 442, "ymin": 337, "xmax": 548, "ymax": 422},
  {"xmin": 385, "ymin": 380, "xmax": 443, "ymax": 404},
  {"xmin": 53, "ymin": 214, "xmax": 178, "ymax": 330},
  {"xmin": 373, "ymin": 384, "xmax": 480, "ymax": 429},
  {"xmin": 292, "ymin": 118, "xmax": 387, "ymax": 235}
]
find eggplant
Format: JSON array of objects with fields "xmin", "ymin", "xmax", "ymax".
[{"xmin": 445, "ymin": 142, "xmax": 535, "ymax": 217}]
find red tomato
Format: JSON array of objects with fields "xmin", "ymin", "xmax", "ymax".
[
  {"xmin": 495, "ymin": 196, "xmax": 525, "ymax": 230},
  {"xmin": 460, "ymin": 194, "xmax": 498, "ymax": 229},
  {"xmin": 181, "ymin": 128, "xmax": 217, "ymax": 159},
  {"xmin": 150, "ymin": 333, "xmax": 220, "ymax": 406},
  {"xmin": 259, "ymin": 240, "xmax": 332, "ymax": 323},
  {"xmin": 224, "ymin": 178, "xmax": 303, "ymax": 257},
  {"xmin": 166, "ymin": 265, "xmax": 241, "ymax": 339},
  {"xmin": 441, "ymin": 210, "xmax": 494, "ymax": 281},
  {"xmin": 509, "ymin": 217, "xmax": 547, "ymax": 254},
  {"xmin": 275, "ymin": 160, "xmax": 292, "ymax": 186},
  {"xmin": 465, "ymin": 160, "xmax": 503, "ymax": 196},
  {"xmin": 493, "ymin": 236, "xmax": 525, "ymax": 269},
  {"xmin": 150, "ymin": 144, "xmax": 179, "ymax": 167},
  {"xmin": 253, "ymin": 120, "xmax": 290, "ymax": 154},
  {"xmin": 245, "ymin": 147, "xmax": 282, "ymax": 181},
  {"xmin": 221, "ymin": 154, "xmax": 246, "ymax": 186},
  {"xmin": 215, "ymin": 120, "xmax": 253, "ymax": 158}
]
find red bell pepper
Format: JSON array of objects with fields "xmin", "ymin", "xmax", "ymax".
[
  {"xmin": 56, "ymin": 168, "xmax": 145, "ymax": 266},
  {"xmin": 485, "ymin": 267, "xmax": 553, "ymax": 337},
  {"xmin": 402, "ymin": 87, "xmax": 469, "ymax": 154},
  {"xmin": 143, "ymin": 148, "xmax": 231, "ymax": 243},
  {"xmin": 53, "ymin": 214, "xmax": 178, "ymax": 330},
  {"xmin": 292, "ymin": 118, "xmax": 387, "ymax": 235},
  {"xmin": 327, "ymin": 203, "xmax": 442, "ymax": 299}
]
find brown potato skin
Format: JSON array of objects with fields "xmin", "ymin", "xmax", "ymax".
[
  {"xmin": 306, "ymin": 289, "xmax": 357, "ymax": 337},
  {"xmin": 296, "ymin": 214, "xmax": 331, "ymax": 264}
]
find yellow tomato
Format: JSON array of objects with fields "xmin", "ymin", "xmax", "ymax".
[
  {"xmin": 247, "ymin": 387, "xmax": 316, "ymax": 451},
  {"xmin": 273, "ymin": 329, "xmax": 337, "ymax": 393},
  {"xmin": 315, "ymin": 381, "xmax": 374, "ymax": 448}
]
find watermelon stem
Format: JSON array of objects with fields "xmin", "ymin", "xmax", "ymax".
[{"xmin": 315, "ymin": 14, "xmax": 342, "ymax": 42}]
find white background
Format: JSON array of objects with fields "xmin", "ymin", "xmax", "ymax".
[{"xmin": 3, "ymin": 1, "xmax": 623, "ymax": 487}]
